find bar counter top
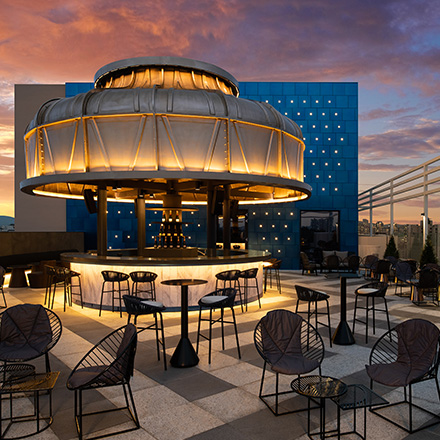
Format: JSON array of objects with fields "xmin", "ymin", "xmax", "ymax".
[{"xmin": 61, "ymin": 249, "xmax": 271, "ymax": 267}]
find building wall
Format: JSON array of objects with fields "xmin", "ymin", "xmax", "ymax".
[
  {"xmin": 239, "ymin": 82, "xmax": 358, "ymax": 269},
  {"xmin": 14, "ymin": 84, "xmax": 67, "ymax": 231}
]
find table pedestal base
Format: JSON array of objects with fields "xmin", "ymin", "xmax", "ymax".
[
  {"xmin": 170, "ymin": 338, "xmax": 199, "ymax": 368},
  {"xmin": 332, "ymin": 321, "xmax": 355, "ymax": 345}
]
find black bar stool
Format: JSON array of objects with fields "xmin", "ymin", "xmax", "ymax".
[
  {"xmin": 215, "ymin": 270, "xmax": 243, "ymax": 311},
  {"xmin": 352, "ymin": 281, "xmax": 390, "ymax": 343},
  {"xmin": 100, "ymin": 271, "xmax": 130, "ymax": 317},
  {"xmin": 295, "ymin": 285, "xmax": 332, "ymax": 347},
  {"xmin": 263, "ymin": 259, "xmax": 281, "ymax": 294},
  {"xmin": 45, "ymin": 265, "xmax": 71, "ymax": 312},
  {"xmin": 196, "ymin": 288, "xmax": 241, "ymax": 364},
  {"xmin": 123, "ymin": 295, "xmax": 167, "ymax": 370},
  {"xmin": 129, "ymin": 271, "xmax": 157, "ymax": 299},
  {"xmin": 238, "ymin": 268, "xmax": 261, "ymax": 311},
  {"xmin": 68, "ymin": 270, "xmax": 83, "ymax": 308}
]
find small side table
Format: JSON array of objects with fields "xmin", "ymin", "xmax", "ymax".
[
  {"xmin": 331, "ymin": 383, "xmax": 388, "ymax": 439},
  {"xmin": 7, "ymin": 266, "xmax": 31, "ymax": 288},
  {"xmin": 0, "ymin": 371, "xmax": 59, "ymax": 439},
  {"xmin": 291, "ymin": 375, "xmax": 347, "ymax": 440}
]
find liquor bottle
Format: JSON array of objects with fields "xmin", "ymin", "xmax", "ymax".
[
  {"xmin": 182, "ymin": 235, "xmax": 187, "ymax": 248},
  {"xmin": 154, "ymin": 236, "xmax": 158, "ymax": 248}
]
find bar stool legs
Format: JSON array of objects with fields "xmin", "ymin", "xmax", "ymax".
[{"xmin": 100, "ymin": 271, "xmax": 130, "ymax": 317}]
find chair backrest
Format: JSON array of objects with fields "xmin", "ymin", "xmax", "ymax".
[
  {"xmin": 395, "ymin": 261, "xmax": 413, "ymax": 281},
  {"xmin": 295, "ymin": 285, "xmax": 324, "ymax": 302},
  {"xmin": 368, "ymin": 318, "xmax": 440, "ymax": 386},
  {"xmin": 418, "ymin": 268, "xmax": 439, "ymax": 289},
  {"xmin": 375, "ymin": 259, "xmax": 391, "ymax": 275},
  {"xmin": 115, "ymin": 324, "xmax": 137, "ymax": 380},
  {"xmin": 347, "ymin": 255, "xmax": 361, "ymax": 271},
  {"xmin": 364, "ymin": 255, "xmax": 378, "ymax": 268},
  {"xmin": 300, "ymin": 252, "xmax": 309, "ymax": 266},
  {"xmin": 129, "ymin": 271, "xmax": 157, "ymax": 283},
  {"xmin": 240, "ymin": 268, "xmax": 258, "ymax": 278},
  {"xmin": 254, "ymin": 309, "xmax": 324, "ymax": 367},
  {"xmin": 406, "ymin": 259, "xmax": 418, "ymax": 275},
  {"xmin": 68, "ymin": 324, "xmax": 138, "ymax": 389},
  {"xmin": 102, "ymin": 270, "xmax": 128, "ymax": 282},
  {"xmin": 396, "ymin": 319, "xmax": 440, "ymax": 382},
  {"xmin": 0, "ymin": 304, "xmax": 62, "ymax": 360},
  {"xmin": 215, "ymin": 270, "xmax": 240, "ymax": 281},
  {"xmin": 324, "ymin": 254, "xmax": 340, "ymax": 270}
]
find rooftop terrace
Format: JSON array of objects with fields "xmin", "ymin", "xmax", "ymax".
[{"xmin": 2, "ymin": 271, "xmax": 439, "ymax": 440}]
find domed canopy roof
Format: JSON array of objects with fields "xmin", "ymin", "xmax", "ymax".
[{"xmin": 21, "ymin": 57, "xmax": 311, "ymax": 204}]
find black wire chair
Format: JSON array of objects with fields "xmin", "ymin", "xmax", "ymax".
[
  {"xmin": 300, "ymin": 252, "xmax": 318, "ymax": 276},
  {"xmin": 66, "ymin": 324, "xmax": 139, "ymax": 440},
  {"xmin": 394, "ymin": 261, "xmax": 413, "ymax": 296},
  {"xmin": 295, "ymin": 285, "xmax": 332, "ymax": 347},
  {"xmin": 0, "ymin": 304, "xmax": 62, "ymax": 373},
  {"xmin": 196, "ymin": 288, "xmax": 241, "ymax": 364},
  {"xmin": 411, "ymin": 268, "xmax": 439, "ymax": 306},
  {"xmin": 352, "ymin": 281, "xmax": 390, "ymax": 344},
  {"xmin": 373, "ymin": 259, "xmax": 392, "ymax": 284},
  {"xmin": 123, "ymin": 295, "xmax": 167, "ymax": 370},
  {"xmin": 361, "ymin": 255, "xmax": 378, "ymax": 278},
  {"xmin": 45, "ymin": 265, "xmax": 72, "ymax": 312},
  {"xmin": 367, "ymin": 318, "xmax": 440, "ymax": 433},
  {"xmin": 254, "ymin": 309, "xmax": 324, "ymax": 416}
]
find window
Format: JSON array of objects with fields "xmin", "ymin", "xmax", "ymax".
[{"xmin": 300, "ymin": 210, "xmax": 340, "ymax": 259}]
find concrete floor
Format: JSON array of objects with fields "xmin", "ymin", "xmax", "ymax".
[{"xmin": 2, "ymin": 270, "xmax": 440, "ymax": 440}]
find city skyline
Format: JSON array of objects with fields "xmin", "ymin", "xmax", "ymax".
[{"xmin": 1, "ymin": 0, "xmax": 440, "ymax": 221}]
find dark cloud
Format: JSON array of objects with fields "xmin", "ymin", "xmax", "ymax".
[
  {"xmin": 360, "ymin": 107, "xmax": 416, "ymax": 121},
  {"xmin": 358, "ymin": 163, "xmax": 409, "ymax": 172},
  {"xmin": 45, "ymin": 6, "xmax": 77, "ymax": 24},
  {"xmin": 359, "ymin": 118, "xmax": 440, "ymax": 161}
]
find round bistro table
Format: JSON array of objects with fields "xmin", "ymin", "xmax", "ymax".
[
  {"xmin": 291, "ymin": 375, "xmax": 347, "ymax": 439},
  {"xmin": 161, "ymin": 279, "xmax": 207, "ymax": 368}
]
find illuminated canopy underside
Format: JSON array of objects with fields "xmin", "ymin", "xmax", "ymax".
[{"xmin": 21, "ymin": 57, "xmax": 311, "ymax": 204}]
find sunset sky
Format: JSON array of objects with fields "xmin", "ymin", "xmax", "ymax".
[{"xmin": 1, "ymin": 0, "xmax": 440, "ymax": 223}]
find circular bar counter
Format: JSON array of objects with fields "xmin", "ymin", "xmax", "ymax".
[{"xmin": 62, "ymin": 250, "xmax": 271, "ymax": 310}]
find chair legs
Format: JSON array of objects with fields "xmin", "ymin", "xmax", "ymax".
[
  {"xmin": 264, "ymin": 267, "xmax": 281, "ymax": 294},
  {"xmin": 241, "ymin": 277, "xmax": 261, "ymax": 311},
  {"xmin": 70, "ymin": 274, "xmax": 84, "ymax": 308},
  {"xmin": 352, "ymin": 295, "xmax": 391, "ymax": 343},
  {"xmin": 370, "ymin": 379, "xmax": 440, "ymax": 433},
  {"xmin": 295, "ymin": 299, "xmax": 332, "ymax": 347},
  {"xmin": 258, "ymin": 361, "xmax": 321, "ymax": 416},
  {"xmin": 99, "ymin": 280, "xmax": 130, "ymax": 317},
  {"xmin": 73, "ymin": 381, "xmax": 140, "ymax": 440},
  {"xmin": 129, "ymin": 312, "xmax": 167, "ymax": 370},
  {"xmin": 196, "ymin": 306, "xmax": 241, "ymax": 364}
]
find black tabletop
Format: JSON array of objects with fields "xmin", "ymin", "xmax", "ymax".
[
  {"xmin": 161, "ymin": 279, "xmax": 207, "ymax": 287},
  {"xmin": 291, "ymin": 375, "xmax": 347, "ymax": 399}
]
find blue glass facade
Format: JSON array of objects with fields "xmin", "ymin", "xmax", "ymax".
[{"xmin": 65, "ymin": 81, "xmax": 358, "ymax": 269}]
